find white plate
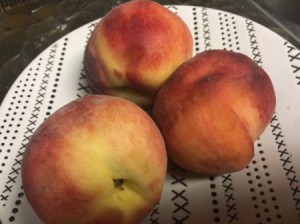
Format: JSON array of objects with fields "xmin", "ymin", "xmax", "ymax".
[{"xmin": 0, "ymin": 5, "xmax": 300, "ymax": 224}]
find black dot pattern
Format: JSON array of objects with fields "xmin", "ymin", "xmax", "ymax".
[
  {"xmin": 218, "ymin": 12, "xmax": 240, "ymax": 51},
  {"xmin": 246, "ymin": 141, "xmax": 283, "ymax": 224},
  {"xmin": 209, "ymin": 176, "xmax": 221, "ymax": 223},
  {"xmin": 46, "ymin": 38, "xmax": 68, "ymax": 118},
  {"xmin": 8, "ymin": 188, "xmax": 24, "ymax": 223},
  {"xmin": 0, "ymin": 36, "xmax": 68, "ymax": 222},
  {"xmin": 192, "ymin": 7, "xmax": 200, "ymax": 54},
  {"xmin": 76, "ymin": 22, "xmax": 96, "ymax": 99},
  {"xmin": 0, "ymin": 55, "xmax": 45, "ymax": 209}
]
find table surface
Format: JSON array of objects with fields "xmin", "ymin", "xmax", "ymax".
[{"xmin": 0, "ymin": 0, "xmax": 299, "ymax": 105}]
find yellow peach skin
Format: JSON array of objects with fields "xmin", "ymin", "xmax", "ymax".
[
  {"xmin": 152, "ymin": 50, "xmax": 276, "ymax": 175},
  {"xmin": 21, "ymin": 95, "xmax": 167, "ymax": 224},
  {"xmin": 84, "ymin": 0, "xmax": 193, "ymax": 108}
]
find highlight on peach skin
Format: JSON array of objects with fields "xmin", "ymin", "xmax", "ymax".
[
  {"xmin": 21, "ymin": 95, "xmax": 167, "ymax": 224},
  {"xmin": 152, "ymin": 49, "xmax": 276, "ymax": 176}
]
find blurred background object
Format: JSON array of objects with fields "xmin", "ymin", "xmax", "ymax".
[
  {"xmin": 0, "ymin": 0, "xmax": 38, "ymax": 12},
  {"xmin": 261, "ymin": 0, "xmax": 300, "ymax": 25},
  {"xmin": 252, "ymin": 0, "xmax": 300, "ymax": 50}
]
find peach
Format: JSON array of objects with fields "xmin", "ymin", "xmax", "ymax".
[
  {"xmin": 152, "ymin": 50, "xmax": 276, "ymax": 175},
  {"xmin": 84, "ymin": 0, "xmax": 193, "ymax": 108},
  {"xmin": 21, "ymin": 95, "xmax": 167, "ymax": 224}
]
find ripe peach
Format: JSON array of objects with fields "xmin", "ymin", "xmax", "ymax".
[
  {"xmin": 84, "ymin": 0, "xmax": 193, "ymax": 108},
  {"xmin": 152, "ymin": 50, "xmax": 276, "ymax": 175},
  {"xmin": 21, "ymin": 95, "xmax": 167, "ymax": 224}
]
